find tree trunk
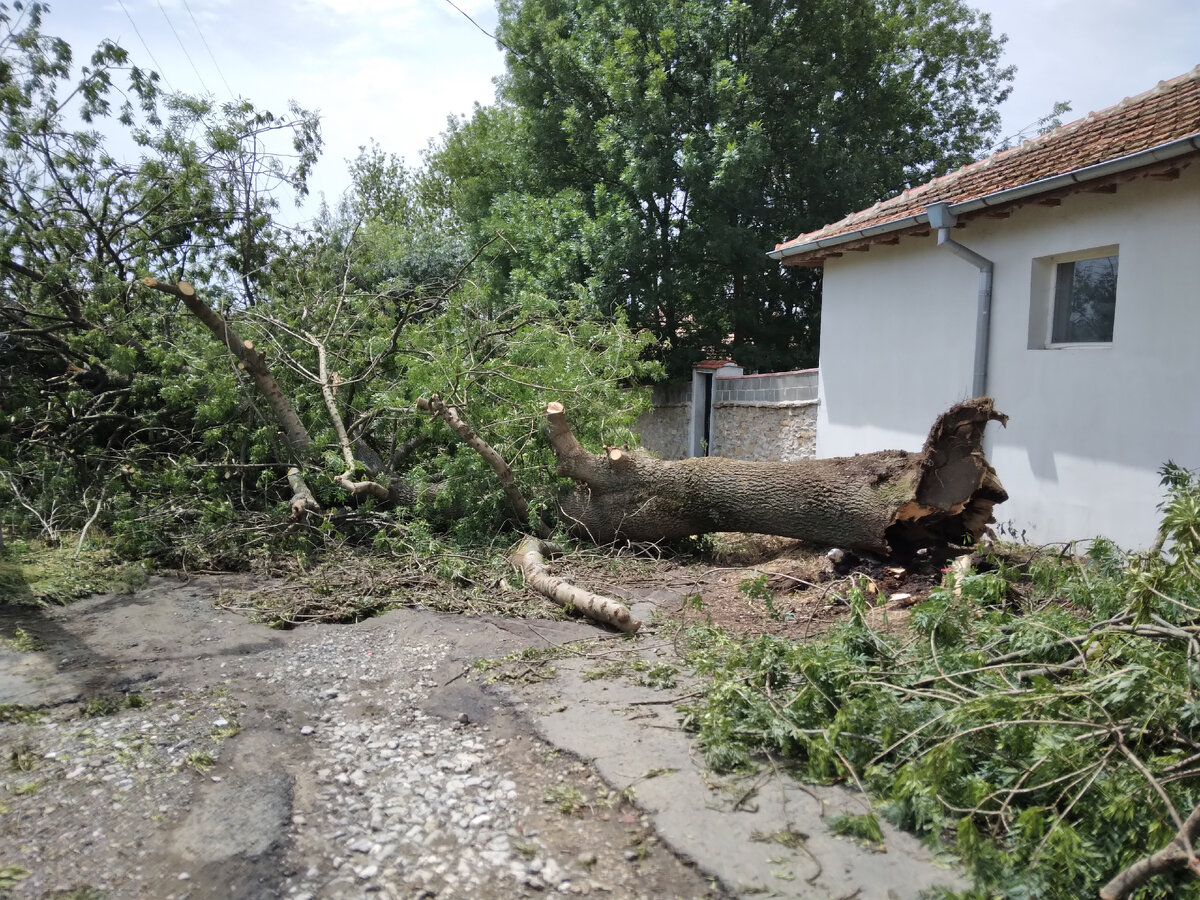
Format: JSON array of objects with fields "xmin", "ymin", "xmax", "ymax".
[{"xmin": 546, "ymin": 398, "xmax": 1008, "ymax": 556}]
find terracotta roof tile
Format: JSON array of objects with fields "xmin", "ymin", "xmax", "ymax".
[{"xmin": 775, "ymin": 65, "xmax": 1200, "ymax": 261}]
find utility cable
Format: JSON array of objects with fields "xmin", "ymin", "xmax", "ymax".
[
  {"xmin": 116, "ymin": 0, "xmax": 174, "ymax": 92},
  {"xmin": 180, "ymin": 0, "xmax": 236, "ymax": 97},
  {"xmin": 156, "ymin": 0, "xmax": 210, "ymax": 94}
]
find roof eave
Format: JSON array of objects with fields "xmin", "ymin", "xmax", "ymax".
[{"xmin": 768, "ymin": 131, "xmax": 1200, "ymax": 264}]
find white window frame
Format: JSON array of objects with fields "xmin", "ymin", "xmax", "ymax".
[{"xmin": 1028, "ymin": 245, "xmax": 1119, "ymax": 350}]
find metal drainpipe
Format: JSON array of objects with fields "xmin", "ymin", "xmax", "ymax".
[{"xmin": 927, "ymin": 203, "xmax": 994, "ymax": 398}]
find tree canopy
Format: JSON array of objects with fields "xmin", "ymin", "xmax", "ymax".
[{"xmin": 429, "ymin": 0, "xmax": 1014, "ymax": 375}]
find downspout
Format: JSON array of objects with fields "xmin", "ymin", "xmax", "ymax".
[{"xmin": 926, "ymin": 203, "xmax": 993, "ymax": 399}]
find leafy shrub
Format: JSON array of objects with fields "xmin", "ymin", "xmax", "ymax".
[{"xmin": 683, "ymin": 465, "xmax": 1200, "ymax": 898}]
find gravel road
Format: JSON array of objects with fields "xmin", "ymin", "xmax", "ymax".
[{"xmin": 0, "ymin": 575, "xmax": 962, "ymax": 899}]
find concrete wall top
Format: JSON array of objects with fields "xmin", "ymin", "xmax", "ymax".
[{"xmin": 714, "ymin": 369, "xmax": 819, "ymax": 405}]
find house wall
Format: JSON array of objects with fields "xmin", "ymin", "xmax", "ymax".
[{"xmin": 816, "ymin": 164, "xmax": 1200, "ymax": 548}]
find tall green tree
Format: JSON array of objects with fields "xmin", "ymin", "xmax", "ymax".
[{"xmin": 474, "ymin": 0, "xmax": 1013, "ymax": 375}]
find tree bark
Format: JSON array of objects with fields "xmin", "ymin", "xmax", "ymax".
[
  {"xmin": 510, "ymin": 536, "xmax": 640, "ymax": 632},
  {"xmin": 545, "ymin": 398, "xmax": 1008, "ymax": 555},
  {"xmin": 1100, "ymin": 801, "xmax": 1200, "ymax": 899}
]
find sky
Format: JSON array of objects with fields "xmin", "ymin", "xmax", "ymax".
[{"xmin": 35, "ymin": 0, "xmax": 1200, "ymax": 224}]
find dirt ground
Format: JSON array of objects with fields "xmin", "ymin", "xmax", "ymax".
[{"xmin": 0, "ymin": 537, "xmax": 967, "ymax": 899}]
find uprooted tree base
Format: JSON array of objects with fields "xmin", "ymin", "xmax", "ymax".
[{"xmin": 545, "ymin": 397, "xmax": 1009, "ymax": 556}]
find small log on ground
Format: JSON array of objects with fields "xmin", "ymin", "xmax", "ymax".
[
  {"xmin": 510, "ymin": 536, "xmax": 640, "ymax": 633},
  {"xmin": 546, "ymin": 398, "xmax": 1008, "ymax": 555}
]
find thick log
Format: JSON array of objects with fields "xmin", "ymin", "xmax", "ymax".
[
  {"xmin": 510, "ymin": 537, "xmax": 640, "ymax": 632},
  {"xmin": 546, "ymin": 398, "xmax": 1008, "ymax": 555}
]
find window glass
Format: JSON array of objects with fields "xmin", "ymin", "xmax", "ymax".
[{"xmin": 1051, "ymin": 254, "xmax": 1118, "ymax": 343}]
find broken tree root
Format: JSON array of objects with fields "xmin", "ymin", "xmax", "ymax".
[{"xmin": 510, "ymin": 537, "xmax": 641, "ymax": 633}]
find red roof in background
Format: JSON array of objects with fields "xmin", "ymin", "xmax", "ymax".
[
  {"xmin": 773, "ymin": 65, "xmax": 1200, "ymax": 264},
  {"xmin": 692, "ymin": 359, "xmax": 739, "ymax": 370}
]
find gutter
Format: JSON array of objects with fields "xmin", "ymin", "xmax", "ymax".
[
  {"xmin": 927, "ymin": 203, "xmax": 993, "ymax": 398},
  {"xmin": 768, "ymin": 131, "xmax": 1200, "ymax": 262}
]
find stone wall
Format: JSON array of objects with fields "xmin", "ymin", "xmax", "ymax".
[
  {"xmin": 709, "ymin": 368, "xmax": 818, "ymax": 460},
  {"xmin": 710, "ymin": 402, "xmax": 818, "ymax": 461},
  {"xmin": 636, "ymin": 381, "xmax": 692, "ymax": 460},
  {"xmin": 636, "ymin": 369, "xmax": 819, "ymax": 461}
]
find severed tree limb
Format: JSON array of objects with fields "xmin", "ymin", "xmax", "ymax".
[
  {"xmin": 1101, "ymin": 801, "xmax": 1200, "ymax": 899},
  {"xmin": 287, "ymin": 467, "xmax": 321, "ymax": 522},
  {"xmin": 74, "ymin": 485, "xmax": 107, "ymax": 559},
  {"xmin": 309, "ymin": 331, "xmax": 356, "ymax": 471},
  {"xmin": 302, "ymin": 329, "xmax": 393, "ymax": 503},
  {"xmin": 333, "ymin": 471, "xmax": 392, "ymax": 502},
  {"xmin": 141, "ymin": 278, "xmax": 312, "ymax": 458},
  {"xmin": 141, "ymin": 278, "xmax": 324, "ymax": 521},
  {"xmin": 510, "ymin": 536, "xmax": 640, "ymax": 633},
  {"xmin": 2, "ymin": 472, "xmax": 59, "ymax": 545},
  {"xmin": 418, "ymin": 395, "xmax": 551, "ymax": 539}
]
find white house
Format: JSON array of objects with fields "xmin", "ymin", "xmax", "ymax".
[{"xmin": 769, "ymin": 66, "xmax": 1200, "ymax": 549}]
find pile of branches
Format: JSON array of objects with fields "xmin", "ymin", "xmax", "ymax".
[{"xmin": 683, "ymin": 464, "xmax": 1200, "ymax": 899}]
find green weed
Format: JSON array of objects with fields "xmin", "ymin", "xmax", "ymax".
[
  {"xmin": 543, "ymin": 783, "xmax": 588, "ymax": 816},
  {"xmin": 5, "ymin": 627, "xmax": 43, "ymax": 652},
  {"xmin": 82, "ymin": 694, "xmax": 145, "ymax": 718},
  {"xmin": 0, "ymin": 864, "xmax": 31, "ymax": 890},
  {"xmin": 0, "ymin": 704, "xmax": 42, "ymax": 724},
  {"xmin": 185, "ymin": 752, "xmax": 215, "ymax": 773}
]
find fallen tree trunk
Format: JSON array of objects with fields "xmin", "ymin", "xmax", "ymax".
[
  {"xmin": 510, "ymin": 537, "xmax": 640, "ymax": 632},
  {"xmin": 546, "ymin": 398, "xmax": 1008, "ymax": 555}
]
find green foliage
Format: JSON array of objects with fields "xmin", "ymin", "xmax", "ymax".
[
  {"xmin": 0, "ymin": 540, "xmax": 127, "ymax": 605},
  {"xmin": 739, "ymin": 572, "xmax": 795, "ymax": 624},
  {"xmin": 828, "ymin": 812, "xmax": 884, "ymax": 847},
  {"xmin": 81, "ymin": 693, "xmax": 144, "ymax": 718},
  {"xmin": 0, "ymin": 8, "xmax": 660, "ymax": 564},
  {"xmin": 0, "ymin": 3, "xmax": 322, "ymax": 557},
  {"xmin": 0, "ymin": 704, "xmax": 42, "ymax": 724},
  {"xmin": 5, "ymin": 626, "xmax": 41, "ymax": 651},
  {"xmin": 543, "ymin": 783, "xmax": 588, "ymax": 816},
  {"xmin": 682, "ymin": 470, "xmax": 1200, "ymax": 898},
  {"xmin": 431, "ymin": 0, "xmax": 1014, "ymax": 375}
]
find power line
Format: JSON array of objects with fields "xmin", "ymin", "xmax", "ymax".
[
  {"xmin": 156, "ymin": 0, "xmax": 210, "ymax": 94},
  {"xmin": 441, "ymin": 0, "xmax": 520, "ymax": 62},
  {"xmin": 180, "ymin": 0, "xmax": 236, "ymax": 97},
  {"xmin": 116, "ymin": 0, "xmax": 174, "ymax": 92}
]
